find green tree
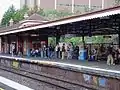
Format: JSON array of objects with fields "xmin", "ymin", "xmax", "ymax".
[
  {"xmin": 115, "ymin": 0, "xmax": 120, "ymax": 5},
  {"xmin": 42, "ymin": 9, "xmax": 72, "ymax": 20},
  {"xmin": 1, "ymin": 5, "xmax": 16, "ymax": 26},
  {"xmin": 13, "ymin": 6, "xmax": 29, "ymax": 23},
  {"xmin": 1, "ymin": 5, "xmax": 29, "ymax": 26}
]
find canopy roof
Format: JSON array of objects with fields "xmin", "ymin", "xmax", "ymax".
[{"xmin": 0, "ymin": 6, "xmax": 120, "ymax": 36}]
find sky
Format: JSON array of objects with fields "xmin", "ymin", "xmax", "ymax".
[{"xmin": 0, "ymin": 0, "xmax": 20, "ymax": 21}]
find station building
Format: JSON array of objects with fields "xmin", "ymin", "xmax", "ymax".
[
  {"xmin": 0, "ymin": 6, "xmax": 120, "ymax": 56},
  {"xmin": 0, "ymin": 14, "xmax": 48, "ymax": 55}
]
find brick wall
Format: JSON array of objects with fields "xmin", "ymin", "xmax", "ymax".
[{"xmin": 0, "ymin": 57, "xmax": 119, "ymax": 90}]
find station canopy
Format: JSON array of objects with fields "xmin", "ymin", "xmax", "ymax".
[{"xmin": 1, "ymin": 6, "xmax": 120, "ymax": 36}]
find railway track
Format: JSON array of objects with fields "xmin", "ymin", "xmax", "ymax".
[
  {"xmin": 0, "ymin": 64, "xmax": 93, "ymax": 90},
  {"xmin": 0, "ymin": 65, "xmax": 69, "ymax": 90}
]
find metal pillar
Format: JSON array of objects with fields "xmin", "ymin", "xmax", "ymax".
[
  {"xmin": 89, "ymin": 20, "xmax": 92, "ymax": 60},
  {"xmin": 118, "ymin": 19, "xmax": 120, "ymax": 48},
  {"xmin": 119, "ymin": 28, "xmax": 120, "ymax": 48},
  {"xmin": 56, "ymin": 35, "xmax": 60, "ymax": 45},
  {"xmin": 0, "ymin": 37, "xmax": 2, "ymax": 53},
  {"xmin": 82, "ymin": 29, "xmax": 85, "ymax": 49}
]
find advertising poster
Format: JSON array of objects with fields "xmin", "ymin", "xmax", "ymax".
[
  {"xmin": 12, "ymin": 61, "xmax": 19, "ymax": 69},
  {"xmin": 93, "ymin": 76, "xmax": 98, "ymax": 85},
  {"xmin": 83, "ymin": 74, "xmax": 91, "ymax": 84},
  {"xmin": 99, "ymin": 77, "xmax": 106, "ymax": 87}
]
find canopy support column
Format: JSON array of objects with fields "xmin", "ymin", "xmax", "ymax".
[
  {"xmin": 56, "ymin": 35, "xmax": 60, "ymax": 45},
  {"xmin": 119, "ymin": 20, "xmax": 120, "ymax": 48},
  {"xmin": 119, "ymin": 29, "xmax": 120, "ymax": 48},
  {"xmin": 89, "ymin": 20, "xmax": 92, "ymax": 60},
  {"xmin": 0, "ymin": 37, "xmax": 2, "ymax": 53},
  {"xmin": 82, "ymin": 29, "xmax": 85, "ymax": 49}
]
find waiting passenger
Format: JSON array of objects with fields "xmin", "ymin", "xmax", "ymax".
[
  {"xmin": 55, "ymin": 44, "xmax": 60, "ymax": 59},
  {"xmin": 74, "ymin": 46, "xmax": 79, "ymax": 59},
  {"xmin": 67, "ymin": 44, "xmax": 72, "ymax": 59},
  {"xmin": 62, "ymin": 43, "xmax": 66, "ymax": 60},
  {"xmin": 48, "ymin": 44, "xmax": 53, "ymax": 58},
  {"xmin": 115, "ymin": 47, "xmax": 120, "ymax": 64},
  {"xmin": 107, "ymin": 45, "xmax": 115, "ymax": 65}
]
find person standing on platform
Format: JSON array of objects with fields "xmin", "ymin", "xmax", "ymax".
[
  {"xmin": 60, "ymin": 45, "xmax": 62, "ymax": 59},
  {"xmin": 41, "ymin": 47, "xmax": 44, "ymax": 58},
  {"xmin": 117, "ymin": 47, "xmax": 120, "ymax": 64},
  {"xmin": 43, "ymin": 44, "xmax": 47, "ymax": 58},
  {"xmin": 48, "ymin": 44, "xmax": 52, "ymax": 58},
  {"xmin": 115, "ymin": 47, "xmax": 120, "ymax": 64},
  {"xmin": 74, "ymin": 46, "xmax": 79, "ymax": 59},
  {"xmin": 62, "ymin": 43, "xmax": 66, "ymax": 60},
  {"xmin": 55, "ymin": 44, "xmax": 60, "ymax": 59},
  {"xmin": 67, "ymin": 44, "xmax": 70, "ymax": 59},
  {"xmin": 11, "ymin": 44, "xmax": 15, "ymax": 57},
  {"xmin": 67, "ymin": 44, "xmax": 73, "ymax": 59},
  {"xmin": 18, "ymin": 45, "xmax": 23, "ymax": 57},
  {"xmin": 107, "ymin": 45, "xmax": 115, "ymax": 65}
]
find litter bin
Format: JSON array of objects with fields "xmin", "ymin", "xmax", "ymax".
[{"xmin": 78, "ymin": 49, "xmax": 87, "ymax": 60}]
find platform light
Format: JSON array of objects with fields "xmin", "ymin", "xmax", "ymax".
[{"xmin": 30, "ymin": 34, "xmax": 39, "ymax": 37}]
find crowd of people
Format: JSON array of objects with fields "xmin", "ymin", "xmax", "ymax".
[
  {"xmin": 29, "ymin": 43, "xmax": 79, "ymax": 60},
  {"xmin": 89, "ymin": 44, "xmax": 120, "ymax": 65},
  {"xmin": 15, "ymin": 42, "xmax": 120, "ymax": 65}
]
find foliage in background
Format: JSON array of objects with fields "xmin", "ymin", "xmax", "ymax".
[
  {"xmin": 48, "ymin": 37, "xmax": 56, "ymax": 46},
  {"xmin": 1, "ymin": 5, "xmax": 16, "ymax": 26},
  {"xmin": 42, "ymin": 9, "xmax": 72, "ymax": 20},
  {"xmin": 1, "ymin": 5, "xmax": 72, "ymax": 26},
  {"xmin": 115, "ymin": 0, "xmax": 120, "ymax": 5},
  {"xmin": 13, "ymin": 6, "xmax": 29, "ymax": 23},
  {"xmin": 1, "ymin": 5, "xmax": 29, "ymax": 26}
]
